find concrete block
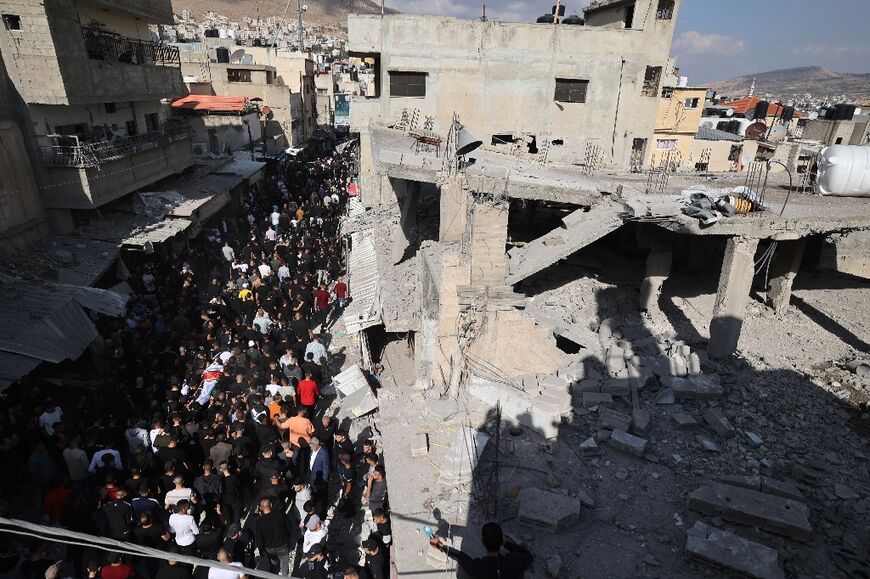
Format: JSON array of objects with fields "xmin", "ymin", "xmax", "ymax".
[
  {"xmin": 703, "ymin": 408, "xmax": 736, "ymax": 439},
  {"xmin": 719, "ymin": 474, "xmax": 762, "ymax": 491},
  {"xmin": 608, "ymin": 429, "xmax": 647, "ymax": 458},
  {"xmin": 654, "ymin": 388, "xmax": 675, "ymax": 404},
  {"xmin": 695, "ymin": 435, "xmax": 721, "ymax": 452},
  {"xmin": 761, "ymin": 477, "xmax": 804, "ymax": 502},
  {"xmin": 518, "ymin": 488, "xmax": 582, "ymax": 530},
  {"xmin": 601, "ymin": 379, "xmax": 631, "ymax": 397},
  {"xmin": 686, "ymin": 521, "xmax": 785, "ymax": 579},
  {"xmin": 631, "ymin": 409, "xmax": 651, "ymax": 436},
  {"xmin": 671, "ymin": 412, "xmax": 698, "ymax": 428},
  {"xmin": 571, "ymin": 377, "xmax": 601, "ymax": 394},
  {"xmin": 579, "ymin": 437, "xmax": 598, "ymax": 454},
  {"xmin": 687, "ymin": 482, "xmax": 812, "ymax": 541},
  {"xmin": 672, "ymin": 374, "xmax": 723, "ymax": 400},
  {"xmin": 745, "ymin": 431, "xmax": 764, "ymax": 447},
  {"xmin": 582, "ymin": 392, "xmax": 613, "ymax": 408},
  {"xmin": 599, "ymin": 407, "xmax": 631, "ymax": 431},
  {"xmin": 439, "ymin": 428, "xmax": 490, "ymax": 485},
  {"xmin": 575, "ymin": 488, "xmax": 595, "ymax": 507}
]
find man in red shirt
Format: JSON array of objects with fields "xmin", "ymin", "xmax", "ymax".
[
  {"xmin": 101, "ymin": 553, "xmax": 139, "ymax": 579},
  {"xmin": 296, "ymin": 371, "xmax": 321, "ymax": 418},
  {"xmin": 334, "ymin": 276, "xmax": 348, "ymax": 309}
]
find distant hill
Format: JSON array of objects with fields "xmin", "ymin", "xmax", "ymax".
[
  {"xmin": 171, "ymin": 0, "xmax": 397, "ymax": 28},
  {"xmin": 710, "ymin": 66, "xmax": 870, "ymax": 104}
]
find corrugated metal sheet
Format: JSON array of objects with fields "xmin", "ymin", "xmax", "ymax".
[
  {"xmin": 696, "ymin": 127, "xmax": 743, "ymax": 142},
  {"xmin": 122, "ymin": 218, "xmax": 192, "ymax": 247},
  {"xmin": 0, "ymin": 351, "xmax": 42, "ymax": 393},
  {"xmin": 171, "ymin": 95, "xmax": 251, "ymax": 113},
  {"xmin": 215, "ymin": 158, "xmax": 266, "ymax": 183},
  {"xmin": 55, "ymin": 284, "xmax": 130, "ymax": 317},
  {"xmin": 343, "ymin": 230, "xmax": 382, "ymax": 334},
  {"xmin": 0, "ymin": 286, "xmax": 99, "ymax": 363}
]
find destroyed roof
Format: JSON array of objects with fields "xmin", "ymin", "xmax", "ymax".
[
  {"xmin": 0, "ymin": 352, "xmax": 42, "ymax": 393},
  {"xmin": 171, "ymin": 95, "xmax": 254, "ymax": 113},
  {"xmin": 695, "ymin": 127, "xmax": 743, "ymax": 142},
  {"xmin": 1, "ymin": 235, "xmax": 120, "ymax": 287},
  {"xmin": 721, "ymin": 96, "xmax": 805, "ymax": 119},
  {"xmin": 214, "ymin": 157, "xmax": 267, "ymax": 183},
  {"xmin": 122, "ymin": 218, "xmax": 193, "ymax": 248}
]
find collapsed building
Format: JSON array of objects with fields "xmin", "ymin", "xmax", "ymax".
[{"xmin": 342, "ymin": 3, "xmax": 870, "ymax": 578}]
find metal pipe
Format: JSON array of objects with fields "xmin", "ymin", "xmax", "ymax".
[{"xmin": 768, "ymin": 159, "xmax": 794, "ymax": 216}]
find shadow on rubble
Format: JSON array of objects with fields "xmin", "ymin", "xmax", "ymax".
[{"xmin": 434, "ymin": 278, "xmax": 870, "ymax": 578}]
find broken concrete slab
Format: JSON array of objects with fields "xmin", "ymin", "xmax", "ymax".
[
  {"xmin": 654, "ymin": 388, "xmax": 675, "ymax": 404},
  {"xmin": 670, "ymin": 374, "xmax": 724, "ymax": 400},
  {"xmin": 338, "ymin": 385, "xmax": 379, "ymax": 418},
  {"xmin": 579, "ymin": 437, "xmax": 599, "ymax": 454},
  {"xmin": 582, "ymin": 392, "xmax": 613, "ymax": 408},
  {"xmin": 424, "ymin": 398, "xmax": 466, "ymax": 422},
  {"xmin": 411, "ymin": 433, "xmax": 429, "ymax": 457},
  {"xmin": 671, "ymin": 412, "xmax": 698, "ymax": 428},
  {"xmin": 686, "ymin": 521, "xmax": 785, "ymax": 579},
  {"xmin": 331, "ymin": 364, "xmax": 369, "ymax": 397},
  {"xmin": 518, "ymin": 487, "xmax": 582, "ymax": 530},
  {"xmin": 695, "ymin": 435, "xmax": 721, "ymax": 452},
  {"xmin": 718, "ymin": 475, "xmax": 803, "ymax": 502},
  {"xmin": 631, "ymin": 409, "xmax": 650, "ymax": 436},
  {"xmin": 575, "ymin": 488, "xmax": 595, "ymax": 507},
  {"xmin": 703, "ymin": 408, "xmax": 737, "ymax": 439},
  {"xmin": 469, "ymin": 377, "xmax": 570, "ymax": 439},
  {"xmin": 745, "ymin": 431, "xmax": 764, "ymax": 447},
  {"xmin": 608, "ymin": 429, "xmax": 648, "ymax": 458},
  {"xmin": 687, "ymin": 482, "xmax": 812, "ymax": 541},
  {"xmin": 439, "ymin": 427, "xmax": 490, "ymax": 485},
  {"xmin": 835, "ymin": 484, "xmax": 860, "ymax": 500},
  {"xmin": 601, "ymin": 379, "xmax": 631, "ymax": 397},
  {"xmin": 599, "ymin": 407, "xmax": 631, "ymax": 431}
]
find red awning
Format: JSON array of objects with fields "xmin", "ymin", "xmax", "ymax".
[{"xmin": 171, "ymin": 95, "xmax": 251, "ymax": 113}]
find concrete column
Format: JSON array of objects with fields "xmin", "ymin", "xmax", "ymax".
[
  {"xmin": 766, "ymin": 238, "xmax": 807, "ymax": 314},
  {"xmin": 639, "ymin": 247, "xmax": 673, "ymax": 311},
  {"xmin": 708, "ymin": 237, "xmax": 759, "ymax": 359},
  {"xmin": 470, "ymin": 199, "xmax": 509, "ymax": 286},
  {"xmin": 439, "ymin": 177, "xmax": 467, "ymax": 242}
]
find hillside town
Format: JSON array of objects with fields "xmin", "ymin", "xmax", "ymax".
[{"xmin": 0, "ymin": 1, "xmax": 869, "ymax": 579}]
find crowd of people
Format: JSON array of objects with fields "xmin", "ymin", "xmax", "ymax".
[{"xmin": 0, "ymin": 145, "xmax": 395, "ymax": 579}]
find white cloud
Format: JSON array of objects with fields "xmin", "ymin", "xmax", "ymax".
[{"xmin": 673, "ymin": 31, "xmax": 746, "ymax": 56}]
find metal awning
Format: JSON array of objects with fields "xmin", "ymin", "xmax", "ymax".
[
  {"xmin": 343, "ymin": 230, "xmax": 382, "ymax": 334},
  {"xmin": 122, "ymin": 218, "xmax": 192, "ymax": 248},
  {"xmin": 0, "ymin": 351, "xmax": 43, "ymax": 393},
  {"xmin": 215, "ymin": 158, "xmax": 266, "ymax": 184}
]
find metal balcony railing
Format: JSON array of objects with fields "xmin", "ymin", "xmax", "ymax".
[
  {"xmin": 82, "ymin": 27, "xmax": 180, "ymax": 66},
  {"xmin": 39, "ymin": 123, "xmax": 192, "ymax": 168}
]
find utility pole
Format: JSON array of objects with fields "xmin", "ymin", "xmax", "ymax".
[
  {"xmin": 296, "ymin": 0, "xmax": 303, "ymax": 53},
  {"xmin": 381, "ymin": 0, "xmax": 384, "ymax": 16},
  {"xmin": 553, "ymin": 0, "xmax": 560, "ymax": 24}
]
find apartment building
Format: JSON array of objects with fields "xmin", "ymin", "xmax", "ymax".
[
  {"xmin": 349, "ymin": 0, "xmax": 682, "ymax": 198},
  {"xmin": 0, "ymin": 0, "xmax": 193, "ymax": 219}
]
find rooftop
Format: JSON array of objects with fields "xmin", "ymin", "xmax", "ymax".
[
  {"xmin": 171, "ymin": 94, "xmax": 255, "ymax": 113},
  {"xmin": 722, "ymin": 96, "xmax": 805, "ymax": 119}
]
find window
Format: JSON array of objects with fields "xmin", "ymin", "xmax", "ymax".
[
  {"xmin": 623, "ymin": 4, "xmax": 635, "ymax": 28},
  {"xmin": 728, "ymin": 145, "xmax": 742, "ymax": 162},
  {"xmin": 554, "ymin": 78, "xmax": 589, "ymax": 103},
  {"xmin": 2, "ymin": 14, "xmax": 21, "ymax": 31},
  {"xmin": 227, "ymin": 69, "xmax": 252, "ymax": 83},
  {"xmin": 104, "ymin": 102, "xmax": 117, "ymax": 114},
  {"xmin": 642, "ymin": 66, "xmax": 662, "ymax": 97},
  {"xmin": 389, "ymin": 71, "xmax": 426, "ymax": 98},
  {"xmin": 656, "ymin": 139, "xmax": 677, "ymax": 150},
  {"xmin": 126, "ymin": 120, "xmax": 138, "ymax": 137},
  {"xmin": 265, "ymin": 70, "xmax": 274, "ymax": 84},
  {"xmin": 835, "ymin": 137, "xmax": 843, "ymax": 144},
  {"xmin": 656, "ymin": 0, "xmax": 675, "ymax": 19},
  {"xmin": 144, "ymin": 113, "xmax": 159, "ymax": 132},
  {"xmin": 661, "ymin": 87, "xmax": 674, "ymax": 99},
  {"xmin": 683, "ymin": 97, "xmax": 700, "ymax": 109}
]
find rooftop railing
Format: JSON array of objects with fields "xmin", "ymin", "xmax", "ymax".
[
  {"xmin": 82, "ymin": 27, "xmax": 180, "ymax": 67},
  {"xmin": 39, "ymin": 122, "xmax": 192, "ymax": 168}
]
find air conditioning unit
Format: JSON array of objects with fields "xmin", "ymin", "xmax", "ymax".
[{"xmin": 192, "ymin": 142, "xmax": 208, "ymax": 157}]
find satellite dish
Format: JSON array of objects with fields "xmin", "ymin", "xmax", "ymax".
[
  {"xmin": 455, "ymin": 124, "xmax": 482, "ymax": 156},
  {"xmin": 229, "ymin": 49, "xmax": 246, "ymax": 63},
  {"xmin": 725, "ymin": 108, "xmax": 734, "ymax": 117},
  {"xmin": 768, "ymin": 124, "xmax": 788, "ymax": 142},
  {"xmin": 744, "ymin": 122, "xmax": 767, "ymax": 141},
  {"xmin": 808, "ymin": 111, "xmax": 819, "ymax": 120}
]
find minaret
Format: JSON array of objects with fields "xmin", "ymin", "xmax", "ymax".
[{"xmin": 748, "ymin": 77, "xmax": 757, "ymax": 97}]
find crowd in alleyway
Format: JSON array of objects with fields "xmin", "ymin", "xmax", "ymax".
[{"xmin": 0, "ymin": 145, "xmax": 395, "ymax": 579}]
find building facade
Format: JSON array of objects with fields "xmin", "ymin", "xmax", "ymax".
[
  {"xmin": 0, "ymin": 0, "xmax": 194, "ymax": 214},
  {"xmin": 349, "ymin": 0, "xmax": 682, "ymax": 198}
]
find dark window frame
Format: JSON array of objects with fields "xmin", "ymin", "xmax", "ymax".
[
  {"xmin": 389, "ymin": 71, "xmax": 426, "ymax": 98},
  {"xmin": 642, "ymin": 66, "xmax": 663, "ymax": 97},
  {"xmin": 2, "ymin": 14, "xmax": 21, "ymax": 31},
  {"xmin": 144, "ymin": 112, "xmax": 159, "ymax": 133},
  {"xmin": 227, "ymin": 69, "xmax": 252, "ymax": 83},
  {"xmin": 656, "ymin": 0, "xmax": 675, "ymax": 20},
  {"xmin": 554, "ymin": 78, "xmax": 589, "ymax": 103}
]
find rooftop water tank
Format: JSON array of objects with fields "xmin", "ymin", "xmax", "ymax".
[
  {"xmin": 816, "ymin": 145, "xmax": 870, "ymax": 197},
  {"xmin": 562, "ymin": 15, "xmax": 585, "ymax": 24}
]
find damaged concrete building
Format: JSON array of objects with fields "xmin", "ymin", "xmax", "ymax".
[{"xmin": 343, "ymin": 2, "xmax": 870, "ymax": 578}]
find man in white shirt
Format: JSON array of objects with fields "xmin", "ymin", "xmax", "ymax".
[
  {"xmin": 125, "ymin": 422, "xmax": 150, "ymax": 454},
  {"xmin": 270, "ymin": 208, "xmax": 281, "ymax": 228},
  {"xmin": 277, "ymin": 264, "xmax": 290, "ymax": 283},
  {"xmin": 302, "ymin": 515, "xmax": 328, "ymax": 555},
  {"xmin": 168, "ymin": 500, "xmax": 199, "ymax": 555},
  {"xmin": 208, "ymin": 548, "xmax": 245, "ymax": 579},
  {"xmin": 88, "ymin": 447, "xmax": 123, "ymax": 473},
  {"xmin": 265, "ymin": 227, "xmax": 277, "ymax": 242},
  {"xmin": 304, "ymin": 336, "xmax": 328, "ymax": 366},
  {"xmin": 258, "ymin": 263, "xmax": 273, "ymax": 278},
  {"xmin": 38, "ymin": 400, "xmax": 63, "ymax": 436},
  {"xmin": 165, "ymin": 476, "xmax": 196, "ymax": 509},
  {"xmin": 222, "ymin": 242, "xmax": 235, "ymax": 264}
]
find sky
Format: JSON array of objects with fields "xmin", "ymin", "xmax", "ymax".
[{"xmin": 379, "ymin": 0, "xmax": 870, "ymax": 83}]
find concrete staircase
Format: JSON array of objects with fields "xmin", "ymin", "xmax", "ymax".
[{"xmin": 506, "ymin": 204, "xmax": 626, "ymax": 285}]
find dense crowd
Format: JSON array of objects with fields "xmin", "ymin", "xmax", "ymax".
[{"xmin": 0, "ymin": 145, "xmax": 394, "ymax": 579}]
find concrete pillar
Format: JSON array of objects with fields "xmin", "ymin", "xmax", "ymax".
[
  {"xmin": 469, "ymin": 199, "xmax": 509, "ymax": 286},
  {"xmin": 439, "ymin": 177, "xmax": 467, "ymax": 242},
  {"xmin": 708, "ymin": 237, "xmax": 759, "ymax": 359},
  {"xmin": 639, "ymin": 247, "xmax": 673, "ymax": 311},
  {"xmin": 766, "ymin": 238, "xmax": 807, "ymax": 314}
]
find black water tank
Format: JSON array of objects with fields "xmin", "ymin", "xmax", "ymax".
[
  {"xmin": 843, "ymin": 104, "xmax": 857, "ymax": 121},
  {"xmin": 562, "ymin": 15, "xmax": 585, "ymax": 25},
  {"xmin": 216, "ymin": 47, "xmax": 230, "ymax": 63},
  {"xmin": 754, "ymin": 100, "xmax": 769, "ymax": 120},
  {"xmin": 552, "ymin": 4, "xmax": 566, "ymax": 16},
  {"xmin": 781, "ymin": 106, "xmax": 795, "ymax": 122},
  {"xmin": 536, "ymin": 13, "xmax": 554, "ymax": 23},
  {"xmin": 204, "ymin": 29, "xmax": 219, "ymax": 38}
]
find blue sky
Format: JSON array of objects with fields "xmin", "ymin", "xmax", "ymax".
[{"xmin": 381, "ymin": 0, "xmax": 870, "ymax": 82}]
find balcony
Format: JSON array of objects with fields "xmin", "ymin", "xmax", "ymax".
[
  {"xmin": 82, "ymin": 27, "xmax": 180, "ymax": 67},
  {"xmin": 40, "ymin": 122, "xmax": 192, "ymax": 168}
]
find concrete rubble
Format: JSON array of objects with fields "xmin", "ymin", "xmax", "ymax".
[
  {"xmin": 685, "ymin": 522, "xmax": 785, "ymax": 579},
  {"xmin": 518, "ymin": 487, "xmax": 583, "ymax": 530}
]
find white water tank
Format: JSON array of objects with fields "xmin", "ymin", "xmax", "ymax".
[{"xmin": 816, "ymin": 145, "xmax": 870, "ymax": 197}]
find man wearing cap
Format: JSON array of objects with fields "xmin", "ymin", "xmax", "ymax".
[
  {"xmin": 298, "ymin": 544, "xmax": 328, "ymax": 579},
  {"xmin": 302, "ymin": 515, "xmax": 328, "ymax": 556}
]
